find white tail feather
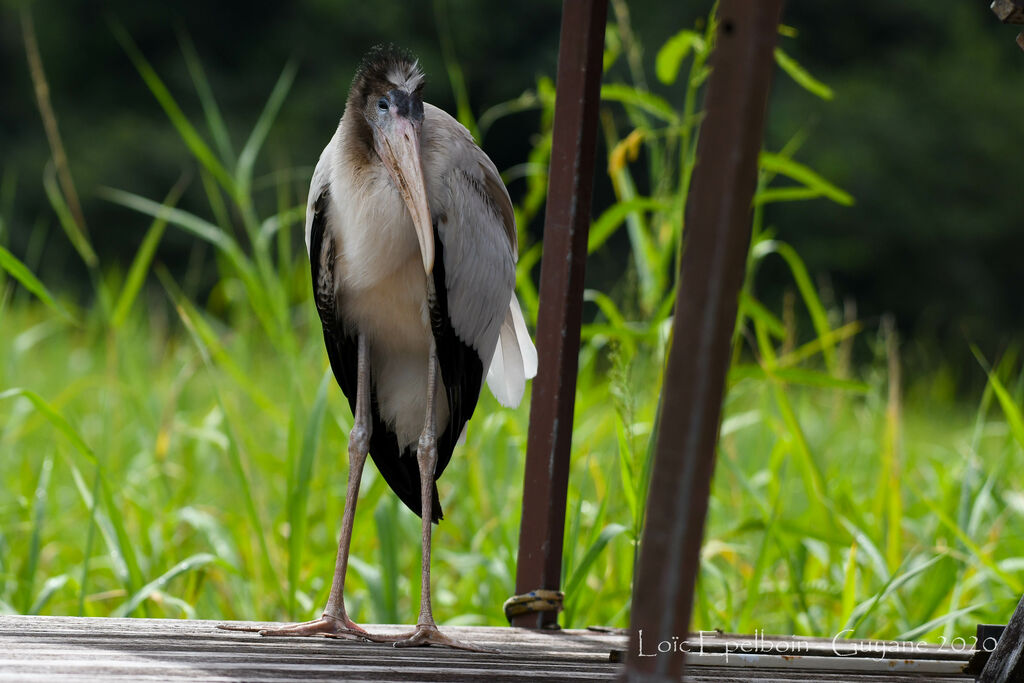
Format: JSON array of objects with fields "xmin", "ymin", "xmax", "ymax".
[
  {"xmin": 509, "ymin": 295, "xmax": 538, "ymax": 379},
  {"xmin": 486, "ymin": 295, "xmax": 537, "ymax": 407}
]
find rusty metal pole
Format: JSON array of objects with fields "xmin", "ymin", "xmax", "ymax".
[
  {"xmin": 624, "ymin": 0, "xmax": 784, "ymax": 679},
  {"xmin": 990, "ymin": 0, "xmax": 1024, "ymax": 52},
  {"xmin": 512, "ymin": 0, "xmax": 608, "ymax": 629},
  {"xmin": 979, "ymin": 594, "xmax": 1024, "ymax": 682}
]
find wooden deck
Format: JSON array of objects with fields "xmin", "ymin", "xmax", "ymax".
[{"xmin": 0, "ymin": 616, "xmax": 977, "ymax": 681}]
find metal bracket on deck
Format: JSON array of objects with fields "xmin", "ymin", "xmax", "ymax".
[{"xmin": 966, "ymin": 624, "xmax": 1004, "ymax": 676}]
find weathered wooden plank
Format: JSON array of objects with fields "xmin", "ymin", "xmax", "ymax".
[
  {"xmin": 0, "ymin": 617, "xmax": 622, "ymax": 683},
  {"xmin": 0, "ymin": 617, "xmax": 976, "ymax": 681}
]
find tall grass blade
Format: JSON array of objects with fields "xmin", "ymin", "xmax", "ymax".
[
  {"xmin": 28, "ymin": 574, "xmax": 69, "ymax": 615},
  {"xmin": 478, "ymin": 91, "xmax": 543, "ymax": 139},
  {"xmin": 22, "ymin": 9, "xmax": 89, "ymax": 240},
  {"xmin": 78, "ymin": 466, "xmax": 101, "ymax": 616},
  {"xmin": 847, "ymin": 553, "xmax": 947, "ymax": 633},
  {"xmin": 771, "ymin": 383, "xmax": 827, "ymax": 506},
  {"xmin": 883, "ymin": 321, "xmax": 903, "ymax": 571},
  {"xmin": 373, "ymin": 498, "xmax": 402, "ymax": 623},
  {"xmin": 236, "ymin": 60, "xmax": 298, "ymax": 201},
  {"xmin": 177, "ymin": 506, "xmax": 241, "ymax": 570},
  {"xmin": 756, "ymin": 240, "xmax": 836, "ymax": 371},
  {"xmin": 973, "ymin": 347, "xmax": 1024, "ymax": 451},
  {"xmin": 434, "ymin": 0, "xmax": 480, "ymax": 141},
  {"xmin": 111, "ymin": 177, "xmax": 187, "ymax": 328},
  {"xmin": 20, "ymin": 455, "xmax": 53, "ymax": 614},
  {"xmin": 774, "ymin": 321, "xmax": 862, "ymax": 369},
  {"xmin": 840, "ymin": 542, "xmax": 858, "ymax": 628},
  {"xmin": 896, "ymin": 603, "xmax": 991, "ymax": 641},
  {"xmin": 154, "ymin": 280, "xmax": 285, "ymax": 423},
  {"xmin": 0, "ymin": 389, "xmax": 145, "ymax": 605},
  {"xmin": 0, "ymin": 245, "xmax": 75, "ymax": 323},
  {"xmin": 110, "ymin": 20, "xmax": 235, "ymax": 193},
  {"xmin": 655, "ymin": 29, "xmax": 703, "ymax": 85},
  {"xmin": 42, "ymin": 164, "xmax": 98, "ymax": 269},
  {"xmin": 64, "ymin": 458, "xmax": 131, "ymax": 602},
  {"xmin": 909, "ymin": 478, "xmax": 1022, "ymax": 593},
  {"xmin": 157, "ymin": 269, "xmax": 286, "ymax": 608},
  {"xmin": 600, "ymin": 121, "xmax": 660, "ymax": 311},
  {"xmin": 178, "ymin": 30, "xmax": 235, "ymax": 166},
  {"xmin": 739, "ymin": 292, "xmax": 787, "ymax": 339},
  {"xmin": 615, "ymin": 415, "xmax": 638, "ymax": 532},
  {"xmin": 101, "ymin": 187, "xmax": 231, "ymax": 250},
  {"xmin": 258, "ymin": 205, "xmax": 305, "ymax": 250},
  {"xmin": 601, "ymin": 84, "xmax": 679, "ymax": 124},
  {"xmin": 774, "ymin": 47, "xmax": 834, "ymax": 100},
  {"xmin": 754, "ymin": 186, "xmax": 828, "ymax": 206},
  {"xmin": 198, "ymin": 166, "xmax": 233, "ymax": 233},
  {"xmin": 563, "ymin": 523, "xmax": 627, "ymax": 599},
  {"xmin": 731, "ymin": 365, "xmax": 870, "ymax": 392},
  {"xmin": 102, "ymin": 188, "xmax": 283, "ymax": 345},
  {"xmin": 584, "ymin": 289, "xmax": 637, "ymax": 356},
  {"xmin": 0, "ymin": 388, "xmax": 95, "ymax": 462},
  {"xmin": 347, "ymin": 555, "xmax": 383, "ymax": 618},
  {"xmin": 588, "ymin": 197, "xmax": 671, "ymax": 254},
  {"xmin": 759, "ymin": 153, "xmax": 853, "ymax": 206},
  {"xmin": 736, "ymin": 500, "xmax": 781, "ymax": 630},
  {"xmin": 111, "ymin": 553, "xmax": 217, "ymax": 617},
  {"xmin": 287, "ymin": 369, "xmax": 331, "ymax": 619}
]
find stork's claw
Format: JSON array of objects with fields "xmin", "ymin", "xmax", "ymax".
[
  {"xmin": 367, "ymin": 623, "xmax": 496, "ymax": 652},
  {"xmin": 220, "ymin": 615, "xmax": 368, "ymax": 640}
]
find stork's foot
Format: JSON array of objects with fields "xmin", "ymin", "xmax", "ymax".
[
  {"xmin": 368, "ymin": 623, "xmax": 495, "ymax": 652},
  {"xmin": 263, "ymin": 615, "xmax": 368, "ymax": 639},
  {"xmin": 219, "ymin": 615, "xmax": 368, "ymax": 640}
]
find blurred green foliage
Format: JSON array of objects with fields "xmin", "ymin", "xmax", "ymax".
[
  {"xmin": 1, "ymin": 0, "xmax": 1024, "ymax": 646},
  {"xmin": 2, "ymin": 0, "xmax": 1022, "ymax": 374},
  {"xmin": 765, "ymin": 2, "xmax": 1024, "ymax": 372}
]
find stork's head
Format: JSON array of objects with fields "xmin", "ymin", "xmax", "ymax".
[{"xmin": 349, "ymin": 45, "xmax": 433, "ymax": 275}]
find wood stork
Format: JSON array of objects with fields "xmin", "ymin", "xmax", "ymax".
[{"xmin": 263, "ymin": 45, "xmax": 535, "ymax": 649}]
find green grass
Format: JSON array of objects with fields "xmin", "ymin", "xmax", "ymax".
[
  {"xmin": 2, "ymin": 3, "xmax": 1024, "ymax": 644},
  {"xmin": 2, "ymin": 288, "xmax": 1023, "ymax": 637}
]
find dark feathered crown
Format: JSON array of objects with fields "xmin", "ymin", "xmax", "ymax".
[{"xmin": 349, "ymin": 44, "xmax": 425, "ymax": 103}]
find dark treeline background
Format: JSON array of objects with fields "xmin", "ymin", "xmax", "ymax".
[{"xmin": 2, "ymin": 0, "xmax": 1021, "ymax": 382}]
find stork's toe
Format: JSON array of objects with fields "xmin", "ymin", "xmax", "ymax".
[
  {"xmin": 223, "ymin": 615, "xmax": 369, "ymax": 640},
  {"xmin": 367, "ymin": 623, "xmax": 496, "ymax": 652}
]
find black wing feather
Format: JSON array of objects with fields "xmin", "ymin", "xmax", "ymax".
[
  {"xmin": 309, "ymin": 187, "xmax": 443, "ymax": 522},
  {"xmin": 428, "ymin": 219, "xmax": 485, "ymax": 486}
]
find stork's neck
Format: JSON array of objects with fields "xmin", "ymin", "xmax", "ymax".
[
  {"xmin": 329, "ymin": 111, "xmax": 424, "ymax": 292},
  {"xmin": 339, "ymin": 108, "xmax": 379, "ymax": 173}
]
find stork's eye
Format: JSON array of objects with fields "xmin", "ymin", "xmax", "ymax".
[{"xmin": 377, "ymin": 98, "xmax": 389, "ymax": 112}]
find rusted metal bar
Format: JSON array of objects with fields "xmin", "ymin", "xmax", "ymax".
[
  {"xmin": 623, "ymin": 0, "xmax": 784, "ymax": 679},
  {"xmin": 979, "ymin": 595, "xmax": 1024, "ymax": 682},
  {"xmin": 992, "ymin": 0, "xmax": 1024, "ymax": 24},
  {"xmin": 991, "ymin": 1, "xmax": 1024, "ymax": 53},
  {"xmin": 512, "ymin": 0, "xmax": 608, "ymax": 630}
]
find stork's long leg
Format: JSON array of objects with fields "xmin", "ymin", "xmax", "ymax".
[
  {"xmin": 225, "ymin": 335, "xmax": 372, "ymax": 639},
  {"xmin": 367, "ymin": 339, "xmax": 490, "ymax": 652}
]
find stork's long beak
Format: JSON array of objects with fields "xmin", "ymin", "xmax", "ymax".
[{"xmin": 377, "ymin": 116, "xmax": 434, "ymax": 275}]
